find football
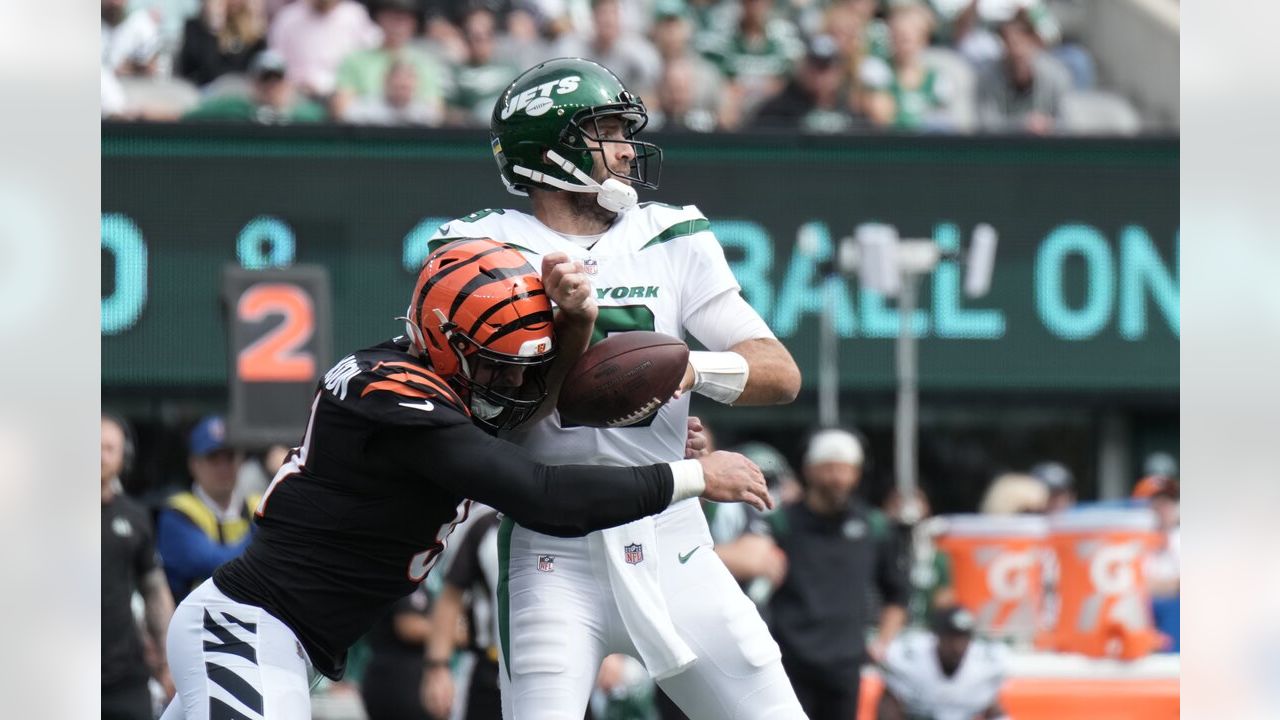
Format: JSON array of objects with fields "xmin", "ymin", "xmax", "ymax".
[{"xmin": 557, "ymin": 331, "xmax": 690, "ymax": 428}]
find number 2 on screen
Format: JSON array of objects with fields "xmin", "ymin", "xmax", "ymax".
[{"xmin": 237, "ymin": 283, "xmax": 316, "ymax": 382}]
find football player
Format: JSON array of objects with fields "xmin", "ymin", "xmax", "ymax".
[
  {"xmin": 428, "ymin": 59, "xmax": 806, "ymax": 719},
  {"xmin": 877, "ymin": 607, "xmax": 1009, "ymax": 720},
  {"xmin": 157, "ymin": 239, "xmax": 772, "ymax": 720}
]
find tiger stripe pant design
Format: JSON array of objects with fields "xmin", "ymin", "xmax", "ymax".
[{"xmin": 160, "ymin": 580, "xmax": 315, "ymax": 720}]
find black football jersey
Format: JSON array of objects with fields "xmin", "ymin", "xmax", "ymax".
[{"xmin": 214, "ymin": 338, "xmax": 675, "ymax": 679}]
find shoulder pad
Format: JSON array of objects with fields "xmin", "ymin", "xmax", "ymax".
[
  {"xmin": 427, "ymin": 209, "xmax": 540, "ymax": 256},
  {"xmin": 635, "ymin": 203, "xmax": 712, "ymax": 251},
  {"xmin": 319, "ymin": 344, "xmax": 470, "ymax": 427}
]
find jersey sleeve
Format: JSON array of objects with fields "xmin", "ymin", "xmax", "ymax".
[
  {"xmin": 676, "ymin": 207, "xmax": 742, "ymax": 317},
  {"xmin": 320, "ymin": 346, "xmax": 472, "ymax": 429}
]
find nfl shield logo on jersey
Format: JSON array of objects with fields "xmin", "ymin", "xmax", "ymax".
[
  {"xmin": 624, "ymin": 543, "xmax": 644, "ymax": 565},
  {"xmin": 584, "ymin": 258, "xmax": 599, "ymax": 275},
  {"xmin": 538, "ymin": 555, "xmax": 555, "ymax": 572}
]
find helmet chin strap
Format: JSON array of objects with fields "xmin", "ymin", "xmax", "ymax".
[{"xmin": 512, "ymin": 149, "xmax": 638, "ymax": 213}]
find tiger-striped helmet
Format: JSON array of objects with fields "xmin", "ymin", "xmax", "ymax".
[{"xmin": 404, "ymin": 238, "xmax": 556, "ymax": 432}]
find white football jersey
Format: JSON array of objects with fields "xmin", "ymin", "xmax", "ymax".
[
  {"xmin": 428, "ymin": 203, "xmax": 740, "ymax": 467},
  {"xmin": 882, "ymin": 631, "xmax": 1007, "ymax": 720}
]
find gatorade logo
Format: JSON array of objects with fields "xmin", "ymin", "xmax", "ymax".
[
  {"xmin": 500, "ymin": 76, "xmax": 582, "ymax": 120},
  {"xmin": 986, "ymin": 550, "xmax": 1037, "ymax": 600}
]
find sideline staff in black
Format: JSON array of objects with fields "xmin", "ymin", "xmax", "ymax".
[
  {"xmin": 102, "ymin": 413, "xmax": 175, "ymax": 719},
  {"xmin": 750, "ymin": 428, "xmax": 909, "ymax": 720}
]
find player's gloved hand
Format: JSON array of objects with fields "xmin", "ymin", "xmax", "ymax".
[
  {"xmin": 422, "ymin": 664, "xmax": 454, "ymax": 719},
  {"xmin": 697, "ymin": 451, "xmax": 773, "ymax": 511},
  {"xmin": 684, "ymin": 416, "xmax": 710, "ymax": 458},
  {"xmin": 541, "ymin": 252, "xmax": 597, "ymax": 322}
]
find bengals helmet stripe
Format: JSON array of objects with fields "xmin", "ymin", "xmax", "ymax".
[
  {"xmin": 482, "ymin": 311, "xmax": 555, "ymax": 346},
  {"xmin": 447, "ymin": 262, "xmax": 541, "ymax": 320},
  {"xmin": 466, "ymin": 289, "xmax": 546, "ymax": 337},
  {"xmin": 412, "ymin": 242, "xmax": 511, "ymax": 327}
]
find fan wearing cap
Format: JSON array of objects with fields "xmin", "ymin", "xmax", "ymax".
[
  {"xmin": 752, "ymin": 34, "xmax": 865, "ymax": 133},
  {"xmin": 878, "ymin": 607, "xmax": 1010, "ymax": 720},
  {"xmin": 155, "ymin": 415, "xmax": 261, "ymax": 603},
  {"xmin": 746, "ymin": 428, "xmax": 910, "ymax": 720},
  {"xmin": 1029, "ymin": 460, "xmax": 1076, "ymax": 514},
  {"xmin": 182, "ymin": 49, "xmax": 328, "ymax": 123}
]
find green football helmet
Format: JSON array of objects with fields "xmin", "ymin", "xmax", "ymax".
[{"xmin": 490, "ymin": 58, "xmax": 662, "ymax": 212}]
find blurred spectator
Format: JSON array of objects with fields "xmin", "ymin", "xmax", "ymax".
[
  {"xmin": 1134, "ymin": 473, "xmax": 1179, "ymax": 597},
  {"xmin": 649, "ymin": 57, "xmax": 719, "ymax": 132},
  {"xmin": 424, "ymin": 508, "xmax": 502, "ymax": 720},
  {"xmin": 704, "ymin": 0, "xmax": 805, "ymax": 128},
  {"xmin": 155, "ymin": 415, "xmax": 261, "ymax": 601},
  {"xmin": 752, "ymin": 35, "xmax": 865, "ymax": 134},
  {"xmin": 345, "ymin": 59, "xmax": 445, "ymax": 124},
  {"xmin": 649, "ymin": 1, "xmax": 727, "ymax": 129},
  {"xmin": 975, "ymin": 10, "xmax": 1071, "ymax": 134},
  {"xmin": 1134, "ymin": 471, "xmax": 1179, "ymax": 651},
  {"xmin": 102, "ymin": 0, "xmax": 166, "ymax": 77},
  {"xmin": 583, "ymin": 0, "xmax": 663, "ymax": 99},
  {"xmin": 877, "ymin": 606, "xmax": 1008, "ymax": 720},
  {"xmin": 269, "ymin": 0, "xmax": 382, "ymax": 98},
  {"xmin": 1143, "ymin": 451, "xmax": 1178, "ymax": 480},
  {"xmin": 979, "ymin": 472, "xmax": 1048, "ymax": 515},
  {"xmin": 362, "ymin": 584, "xmax": 433, "ymax": 720},
  {"xmin": 710, "ymin": 440, "xmax": 793, "ymax": 606},
  {"xmin": 859, "ymin": 1, "xmax": 956, "ymax": 131},
  {"xmin": 1029, "ymin": 460, "xmax": 1076, "ymax": 513},
  {"xmin": 332, "ymin": 0, "xmax": 446, "ymax": 121},
  {"xmin": 177, "ymin": 0, "xmax": 270, "ymax": 87},
  {"xmin": 884, "ymin": 487, "xmax": 956, "ymax": 625},
  {"xmin": 102, "ymin": 66, "xmax": 129, "ymax": 118},
  {"xmin": 748, "ymin": 428, "xmax": 908, "ymax": 720},
  {"xmin": 445, "ymin": 7, "xmax": 521, "ymax": 126},
  {"xmin": 822, "ymin": 1, "xmax": 869, "ymax": 105},
  {"xmin": 102, "ymin": 413, "xmax": 175, "ymax": 720},
  {"xmin": 184, "ymin": 49, "xmax": 329, "ymax": 122}
]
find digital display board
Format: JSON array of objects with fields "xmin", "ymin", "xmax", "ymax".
[{"xmin": 102, "ymin": 126, "xmax": 1178, "ymax": 394}]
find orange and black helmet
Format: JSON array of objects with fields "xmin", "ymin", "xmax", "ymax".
[{"xmin": 404, "ymin": 238, "xmax": 556, "ymax": 432}]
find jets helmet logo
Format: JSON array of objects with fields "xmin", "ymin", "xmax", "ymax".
[{"xmin": 499, "ymin": 75, "xmax": 582, "ymax": 120}]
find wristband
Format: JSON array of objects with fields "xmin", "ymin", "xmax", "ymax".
[
  {"xmin": 668, "ymin": 459, "xmax": 706, "ymax": 503},
  {"xmin": 688, "ymin": 351, "xmax": 749, "ymax": 405},
  {"xmin": 425, "ymin": 658, "xmax": 450, "ymax": 670}
]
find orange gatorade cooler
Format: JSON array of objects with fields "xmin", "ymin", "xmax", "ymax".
[
  {"xmin": 936, "ymin": 515, "xmax": 1047, "ymax": 642},
  {"xmin": 1048, "ymin": 508, "xmax": 1163, "ymax": 659}
]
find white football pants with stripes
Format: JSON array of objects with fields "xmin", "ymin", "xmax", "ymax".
[
  {"xmin": 498, "ymin": 499, "xmax": 807, "ymax": 720},
  {"xmin": 159, "ymin": 579, "xmax": 315, "ymax": 720}
]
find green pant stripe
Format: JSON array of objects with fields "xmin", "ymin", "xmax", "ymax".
[{"xmin": 496, "ymin": 515, "xmax": 514, "ymax": 680}]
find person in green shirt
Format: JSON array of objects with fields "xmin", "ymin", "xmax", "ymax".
[
  {"xmin": 702, "ymin": 0, "xmax": 805, "ymax": 128},
  {"xmin": 444, "ymin": 6, "xmax": 520, "ymax": 127},
  {"xmin": 330, "ymin": 0, "xmax": 445, "ymax": 123},
  {"xmin": 183, "ymin": 49, "xmax": 328, "ymax": 123},
  {"xmin": 859, "ymin": 1, "xmax": 954, "ymax": 130}
]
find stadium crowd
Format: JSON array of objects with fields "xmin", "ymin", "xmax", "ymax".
[
  {"xmin": 102, "ymin": 0, "xmax": 1146, "ymax": 134},
  {"xmin": 103, "ymin": 410, "xmax": 1179, "ymax": 719}
]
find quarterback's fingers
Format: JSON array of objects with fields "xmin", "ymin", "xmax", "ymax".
[
  {"xmin": 687, "ymin": 416, "xmax": 703, "ymax": 432},
  {"xmin": 542, "ymin": 252, "xmax": 570, "ymax": 278}
]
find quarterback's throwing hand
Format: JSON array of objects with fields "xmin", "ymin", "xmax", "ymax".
[
  {"xmin": 697, "ymin": 451, "xmax": 773, "ymax": 511},
  {"xmin": 542, "ymin": 252, "xmax": 597, "ymax": 321}
]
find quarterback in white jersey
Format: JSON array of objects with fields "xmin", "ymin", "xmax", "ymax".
[
  {"xmin": 879, "ymin": 608, "xmax": 1009, "ymax": 720},
  {"xmin": 426, "ymin": 58, "xmax": 806, "ymax": 719}
]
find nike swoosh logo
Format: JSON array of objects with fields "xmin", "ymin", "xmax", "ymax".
[
  {"xmin": 439, "ymin": 225, "xmax": 451, "ymax": 235},
  {"xmin": 399, "ymin": 401, "xmax": 435, "ymax": 412},
  {"xmin": 678, "ymin": 546, "xmax": 700, "ymax": 564}
]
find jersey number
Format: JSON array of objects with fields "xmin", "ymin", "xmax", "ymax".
[{"xmin": 236, "ymin": 283, "xmax": 317, "ymax": 382}]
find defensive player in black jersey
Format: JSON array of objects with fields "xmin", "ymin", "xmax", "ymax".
[{"xmin": 158, "ymin": 238, "xmax": 771, "ymax": 720}]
